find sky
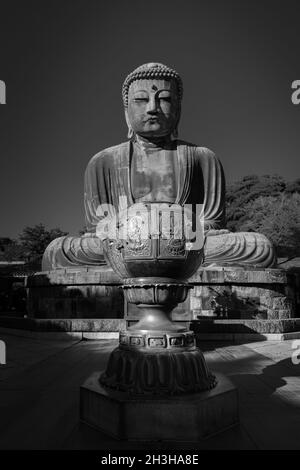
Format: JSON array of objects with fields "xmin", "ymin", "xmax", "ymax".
[{"xmin": 0, "ymin": 0, "xmax": 299, "ymax": 238}]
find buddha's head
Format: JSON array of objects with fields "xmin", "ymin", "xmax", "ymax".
[{"xmin": 122, "ymin": 63, "xmax": 183, "ymax": 140}]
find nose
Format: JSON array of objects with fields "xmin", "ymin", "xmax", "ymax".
[{"xmin": 146, "ymin": 96, "xmax": 158, "ymax": 114}]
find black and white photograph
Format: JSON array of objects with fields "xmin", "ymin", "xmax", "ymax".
[{"xmin": 0, "ymin": 0, "xmax": 300, "ymax": 457}]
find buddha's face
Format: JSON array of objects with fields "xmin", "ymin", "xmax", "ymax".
[{"xmin": 126, "ymin": 79, "xmax": 180, "ymax": 138}]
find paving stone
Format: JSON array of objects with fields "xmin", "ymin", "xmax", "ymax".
[{"xmin": 0, "ymin": 334, "xmax": 300, "ymax": 449}]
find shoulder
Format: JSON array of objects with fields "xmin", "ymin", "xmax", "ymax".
[
  {"xmin": 176, "ymin": 140, "xmax": 218, "ymax": 160},
  {"xmin": 194, "ymin": 146, "xmax": 217, "ymax": 162},
  {"xmin": 86, "ymin": 141, "xmax": 128, "ymax": 169},
  {"xmin": 176, "ymin": 141, "xmax": 224, "ymax": 178}
]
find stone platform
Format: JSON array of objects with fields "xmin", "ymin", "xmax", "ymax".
[
  {"xmin": 25, "ymin": 267, "xmax": 298, "ymax": 328},
  {"xmin": 26, "ymin": 267, "xmax": 124, "ymax": 319},
  {"xmin": 1, "ymin": 316, "xmax": 299, "ymax": 341},
  {"xmin": 80, "ymin": 371, "xmax": 238, "ymax": 441},
  {"xmin": 189, "ymin": 267, "xmax": 296, "ymax": 320},
  {"xmin": 1, "ymin": 333, "xmax": 300, "ymax": 449}
]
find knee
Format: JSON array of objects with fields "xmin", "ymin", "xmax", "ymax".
[
  {"xmin": 42, "ymin": 235, "xmax": 106, "ymax": 270},
  {"xmin": 42, "ymin": 236, "xmax": 71, "ymax": 271}
]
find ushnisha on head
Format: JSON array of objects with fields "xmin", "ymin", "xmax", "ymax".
[{"xmin": 122, "ymin": 63, "xmax": 183, "ymax": 140}]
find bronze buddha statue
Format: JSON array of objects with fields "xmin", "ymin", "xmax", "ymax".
[{"xmin": 42, "ymin": 62, "xmax": 276, "ymax": 271}]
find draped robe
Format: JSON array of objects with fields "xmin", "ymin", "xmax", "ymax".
[
  {"xmin": 42, "ymin": 140, "xmax": 276, "ymax": 270},
  {"xmin": 84, "ymin": 140, "xmax": 225, "ymax": 233}
]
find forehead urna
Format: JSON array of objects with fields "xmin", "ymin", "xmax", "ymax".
[
  {"xmin": 122, "ymin": 62, "xmax": 183, "ymax": 107},
  {"xmin": 128, "ymin": 79, "xmax": 178, "ymax": 101}
]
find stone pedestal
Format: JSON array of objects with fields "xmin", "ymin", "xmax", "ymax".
[
  {"xmin": 26, "ymin": 266, "xmax": 297, "ymax": 322},
  {"xmin": 189, "ymin": 267, "xmax": 296, "ymax": 320},
  {"xmin": 80, "ymin": 371, "xmax": 239, "ymax": 441},
  {"xmin": 26, "ymin": 267, "xmax": 123, "ymax": 319}
]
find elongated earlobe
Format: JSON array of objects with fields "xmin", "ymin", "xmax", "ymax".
[
  {"xmin": 127, "ymin": 126, "xmax": 134, "ymax": 139},
  {"xmin": 125, "ymin": 108, "xmax": 134, "ymax": 139}
]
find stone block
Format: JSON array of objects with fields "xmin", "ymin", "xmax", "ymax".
[
  {"xmin": 192, "ymin": 268, "xmax": 225, "ymax": 284},
  {"xmin": 27, "ymin": 268, "xmax": 124, "ymax": 319},
  {"xmin": 80, "ymin": 372, "xmax": 239, "ymax": 441},
  {"xmin": 223, "ymin": 270, "xmax": 250, "ymax": 283},
  {"xmin": 267, "ymin": 309, "xmax": 293, "ymax": 320},
  {"xmin": 272, "ymin": 297, "xmax": 293, "ymax": 311},
  {"xmin": 188, "ymin": 268, "xmax": 295, "ymax": 320}
]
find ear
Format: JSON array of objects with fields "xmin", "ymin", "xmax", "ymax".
[
  {"xmin": 124, "ymin": 108, "xmax": 130, "ymax": 128},
  {"xmin": 124, "ymin": 108, "xmax": 134, "ymax": 139}
]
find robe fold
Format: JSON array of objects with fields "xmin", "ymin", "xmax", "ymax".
[
  {"xmin": 84, "ymin": 140, "xmax": 226, "ymax": 233},
  {"xmin": 42, "ymin": 140, "xmax": 276, "ymax": 270}
]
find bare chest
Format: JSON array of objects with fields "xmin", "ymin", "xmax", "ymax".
[{"xmin": 130, "ymin": 148, "xmax": 178, "ymax": 203}]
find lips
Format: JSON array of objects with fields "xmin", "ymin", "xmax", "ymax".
[{"xmin": 146, "ymin": 117, "xmax": 159, "ymax": 122}]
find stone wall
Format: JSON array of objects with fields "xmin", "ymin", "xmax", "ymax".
[
  {"xmin": 189, "ymin": 268, "xmax": 296, "ymax": 320},
  {"xmin": 26, "ymin": 266, "xmax": 298, "ymax": 322},
  {"xmin": 26, "ymin": 267, "xmax": 124, "ymax": 319}
]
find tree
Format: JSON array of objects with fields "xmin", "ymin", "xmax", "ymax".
[
  {"xmin": 0, "ymin": 240, "xmax": 24, "ymax": 261},
  {"xmin": 239, "ymin": 193, "xmax": 300, "ymax": 257},
  {"xmin": 285, "ymin": 178, "xmax": 300, "ymax": 195},
  {"xmin": 18, "ymin": 224, "xmax": 68, "ymax": 265},
  {"xmin": 226, "ymin": 175, "xmax": 295, "ymax": 232},
  {"xmin": 225, "ymin": 175, "xmax": 300, "ymax": 257}
]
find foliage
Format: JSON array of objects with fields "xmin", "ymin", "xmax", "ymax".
[
  {"xmin": 226, "ymin": 175, "xmax": 286, "ymax": 231},
  {"xmin": 0, "ymin": 240, "xmax": 24, "ymax": 261},
  {"xmin": 226, "ymin": 175, "xmax": 300, "ymax": 257},
  {"xmin": 0, "ymin": 224, "xmax": 68, "ymax": 266},
  {"xmin": 18, "ymin": 224, "xmax": 68, "ymax": 264},
  {"xmin": 240, "ymin": 194, "xmax": 300, "ymax": 257},
  {"xmin": 285, "ymin": 178, "xmax": 300, "ymax": 194}
]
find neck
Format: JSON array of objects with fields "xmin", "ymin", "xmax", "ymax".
[{"xmin": 134, "ymin": 134, "xmax": 173, "ymax": 150}]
